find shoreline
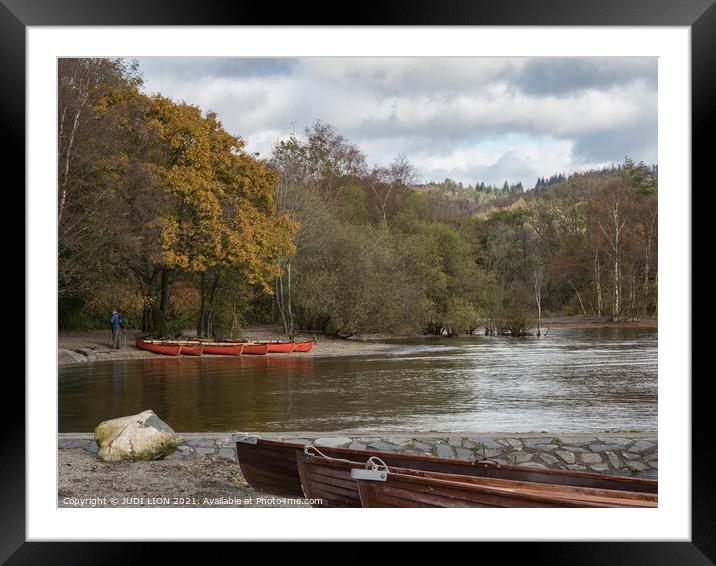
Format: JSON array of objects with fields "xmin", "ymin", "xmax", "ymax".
[
  {"xmin": 57, "ymin": 318, "xmax": 657, "ymax": 365},
  {"xmin": 539, "ymin": 316, "xmax": 657, "ymax": 329},
  {"xmin": 58, "ymin": 431, "xmax": 657, "ymax": 508},
  {"xmin": 58, "ymin": 326, "xmax": 397, "ymax": 364},
  {"xmin": 60, "ymin": 430, "xmax": 657, "ymax": 439}
]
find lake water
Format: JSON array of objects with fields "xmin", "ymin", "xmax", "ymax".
[{"xmin": 58, "ymin": 327, "xmax": 657, "ymax": 433}]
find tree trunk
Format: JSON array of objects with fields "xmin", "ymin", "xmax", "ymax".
[
  {"xmin": 569, "ymin": 279, "xmax": 588, "ymax": 317},
  {"xmin": 58, "ymin": 63, "xmax": 92, "ymax": 226},
  {"xmin": 196, "ymin": 272, "xmax": 221, "ymax": 337},
  {"xmin": 197, "ymin": 272, "xmax": 206, "ymax": 337},
  {"xmin": 533, "ymin": 266, "xmax": 542, "ymax": 337},
  {"xmin": 137, "ymin": 266, "xmax": 161, "ymax": 334},
  {"xmin": 142, "ymin": 297, "xmax": 153, "ymax": 333},
  {"xmin": 613, "ymin": 250, "xmax": 620, "ymax": 322},
  {"xmin": 594, "ymin": 249, "xmax": 603, "ymax": 317},
  {"xmin": 286, "ymin": 260, "xmax": 294, "ymax": 338},
  {"xmin": 151, "ymin": 268, "xmax": 172, "ymax": 337},
  {"xmin": 643, "ymin": 211, "xmax": 656, "ymax": 316},
  {"xmin": 58, "ymin": 101, "xmax": 85, "ymax": 225},
  {"xmin": 206, "ymin": 274, "xmax": 221, "ymax": 338},
  {"xmin": 597, "ymin": 194, "xmax": 625, "ymax": 323},
  {"xmin": 611, "ymin": 206, "xmax": 623, "ymax": 323},
  {"xmin": 229, "ymin": 288, "xmax": 240, "ymax": 338},
  {"xmin": 629, "ymin": 272, "xmax": 637, "ymax": 321},
  {"xmin": 276, "ymin": 275, "xmax": 288, "ymax": 335}
]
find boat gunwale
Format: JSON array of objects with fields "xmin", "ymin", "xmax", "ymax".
[
  {"xmin": 237, "ymin": 437, "xmax": 657, "ymax": 492},
  {"xmin": 295, "ymin": 453, "xmax": 656, "ymax": 508},
  {"xmin": 297, "ymin": 452, "xmax": 657, "ymax": 504}
]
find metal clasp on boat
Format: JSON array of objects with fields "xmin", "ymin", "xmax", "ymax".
[
  {"xmin": 351, "ymin": 468, "xmax": 387, "ymax": 481},
  {"xmin": 350, "ymin": 455, "xmax": 389, "ymax": 481}
]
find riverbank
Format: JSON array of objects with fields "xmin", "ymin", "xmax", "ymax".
[
  {"xmin": 57, "ymin": 325, "xmax": 397, "ymax": 364},
  {"xmin": 543, "ymin": 316, "xmax": 657, "ymax": 329},
  {"xmin": 58, "ymin": 431, "xmax": 657, "ymax": 508},
  {"xmin": 57, "ymin": 318, "xmax": 657, "ymax": 364}
]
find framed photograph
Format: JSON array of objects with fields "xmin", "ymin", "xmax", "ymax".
[{"xmin": 9, "ymin": 0, "xmax": 706, "ymax": 561}]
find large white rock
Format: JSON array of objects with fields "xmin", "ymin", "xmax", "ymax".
[{"xmin": 94, "ymin": 410, "xmax": 182, "ymax": 462}]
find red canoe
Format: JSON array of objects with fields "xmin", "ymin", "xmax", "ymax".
[
  {"xmin": 135, "ymin": 338, "xmax": 181, "ymax": 356},
  {"xmin": 179, "ymin": 343, "xmax": 204, "ymax": 356},
  {"xmin": 242, "ymin": 343, "xmax": 269, "ymax": 355},
  {"xmin": 203, "ymin": 343, "xmax": 243, "ymax": 356},
  {"xmin": 265, "ymin": 342, "xmax": 295, "ymax": 353},
  {"xmin": 292, "ymin": 341, "xmax": 314, "ymax": 353}
]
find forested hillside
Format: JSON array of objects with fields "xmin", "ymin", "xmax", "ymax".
[{"xmin": 58, "ymin": 59, "xmax": 657, "ymax": 338}]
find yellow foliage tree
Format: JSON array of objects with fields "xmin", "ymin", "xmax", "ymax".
[{"xmin": 141, "ymin": 96, "xmax": 297, "ymax": 336}]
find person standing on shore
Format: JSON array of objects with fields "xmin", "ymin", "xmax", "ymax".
[{"xmin": 110, "ymin": 308, "xmax": 125, "ymax": 349}]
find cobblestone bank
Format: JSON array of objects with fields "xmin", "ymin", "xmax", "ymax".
[{"xmin": 59, "ymin": 431, "xmax": 657, "ymax": 478}]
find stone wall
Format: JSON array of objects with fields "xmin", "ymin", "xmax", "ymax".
[{"xmin": 59, "ymin": 431, "xmax": 657, "ymax": 478}]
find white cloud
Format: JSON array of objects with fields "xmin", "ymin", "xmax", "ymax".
[
  {"xmin": 413, "ymin": 136, "xmax": 576, "ymax": 187},
  {"xmin": 137, "ymin": 57, "xmax": 657, "ymax": 187}
]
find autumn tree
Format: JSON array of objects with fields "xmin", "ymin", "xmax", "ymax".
[
  {"xmin": 58, "ymin": 58, "xmax": 144, "ymax": 303},
  {"xmin": 58, "ymin": 59, "xmax": 658, "ymax": 338},
  {"xmin": 69, "ymin": 89, "xmax": 296, "ymax": 336},
  {"xmin": 365, "ymin": 154, "xmax": 418, "ymax": 229}
]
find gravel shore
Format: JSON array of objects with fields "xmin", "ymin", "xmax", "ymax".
[
  {"xmin": 58, "ymin": 448, "xmax": 310, "ymax": 508},
  {"xmin": 58, "ymin": 325, "xmax": 397, "ymax": 364},
  {"xmin": 58, "ymin": 431, "xmax": 657, "ymax": 508}
]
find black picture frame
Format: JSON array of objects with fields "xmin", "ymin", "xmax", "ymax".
[{"xmin": 7, "ymin": 0, "xmax": 706, "ymax": 561}]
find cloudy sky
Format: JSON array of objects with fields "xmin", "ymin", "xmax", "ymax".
[{"xmin": 136, "ymin": 57, "xmax": 657, "ymax": 189}]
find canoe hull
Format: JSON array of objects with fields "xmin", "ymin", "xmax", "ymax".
[
  {"xmin": 135, "ymin": 339, "xmax": 181, "ymax": 356},
  {"xmin": 242, "ymin": 344, "xmax": 269, "ymax": 355},
  {"xmin": 203, "ymin": 344, "xmax": 243, "ymax": 356},
  {"xmin": 179, "ymin": 344, "xmax": 203, "ymax": 356},
  {"xmin": 292, "ymin": 341, "xmax": 314, "ymax": 353},
  {"xmin": 265, "ymin": 343, "xmax": 295, "ymax": 353},
  {"xmin": 235, "ymin": 438, "xmax": 658, "ymax": 499}
]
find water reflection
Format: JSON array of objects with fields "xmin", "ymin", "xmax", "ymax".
[{"xmin": 59, "ymin": 328, "xmax": 657, "ymax": 433}]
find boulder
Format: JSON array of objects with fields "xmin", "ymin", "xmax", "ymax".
[
  {"xmin": 94, "ymin": 410, "xmax": 182, "ymax": 462},
  {"xmin": 58, "ymin": 349, "xmax": 86, "ymax": 363}
]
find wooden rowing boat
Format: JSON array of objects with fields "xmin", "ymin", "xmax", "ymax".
[
  {"xmin": 135, "ymin": 338, "xmax": 181, "ymax": 356},
  {"xmin": 297, "ymin": 452, "xmax": 657, "ymax": 508},
  {"xmin": 242, "ymin": 343, "xmax": 269, "ymax": 355},
  {"xmin": 350, "ymin": 461, "xmax": 658, "ymax": 508},
  {"xmin": 235, "ymin": 437, "xmax": 657, "ymax": 498},
  {"xmin": 202, "ymin": 343, "xmax": 243, "ymax": 356}
]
